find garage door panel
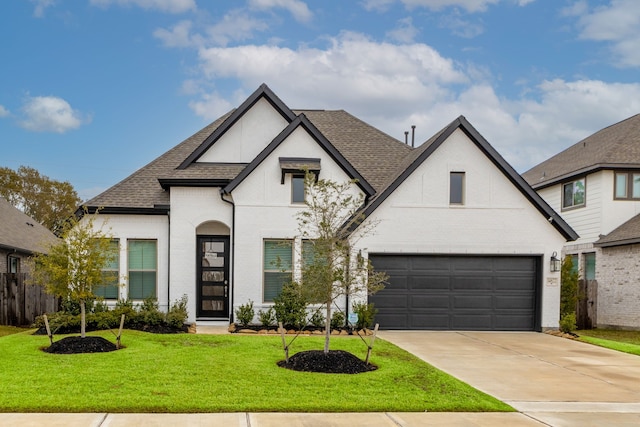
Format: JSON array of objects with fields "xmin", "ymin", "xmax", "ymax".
[
  {"xmin": 410, "ymin": 276, "xmax": 450, "ymax": 290},
  {"xmin": 370, "ymin": 254, "xmax": 540, "ymax": 331},
  {"xmin": 411, "ymin": 295, "xmax": 449, "ymax": 309},
  {"xmin": 453, "ymin": 295, "xmax": 492, "ymax": 309},
  {"xmin": 451, "ymin": 276, "xmax": 493, "ymax": 290}
]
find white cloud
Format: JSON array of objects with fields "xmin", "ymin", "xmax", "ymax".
[
  {"xmin": 30, "ymin": 0, "xmax": 55, "ymax": 17},
  {"xmin": 248, "ymin": 0, "xmax": 313, "ymax": 22},
  {"xmin": 439, "ymin": 10, "xmax": 484, "ymax": 38},
  {"xmin": 363, "ymin": 0, "xmax": 532, "ymax": 13},
  {"xmin": 573, "ymin": 0, "xmax": 640, "ymax": 67},
  {"xmin": 205, "ymin": 9, "xmax": 269, "ymax": 46},
  {"xmin": 89, "ymin": 0, "xmax": 196, "ymax": 14},
  {"xmin": 386, "ymin": 17, "xmax": 419, "ymax": 43},
  {"xmin": 188, "ymin": 91, "xmax": 235, "ymax": 121},
  {"xmin": 154, "ymin": 20, "xmax": 202, "ymax": 47},
  {"xmin": 19, "ymin": 96, "xmax": 87, "ymax": 133},
  {"xmin": 0, "ymin": 105, "xmax": 9, "ymax": 117}
]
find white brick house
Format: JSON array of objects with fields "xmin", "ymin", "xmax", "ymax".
[
  {"xmin": 83, "ymin": 84, "xmax": 576, "ymax": 331},
  {"xmin": 523, "ymin": 114, "xmax": 640, "ymax": 329}
]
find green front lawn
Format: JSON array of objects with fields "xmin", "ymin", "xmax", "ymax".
[
  {"xmin": 0, "ymin": 330, "xmax": 512, "ymax": 413},
  {"xmin": 577, "ymin": 329, "xmax": 640, "ymax": 356},
  {"xmin": 0, "ymin": 325, "xmax": 28, "ymax": 337}
]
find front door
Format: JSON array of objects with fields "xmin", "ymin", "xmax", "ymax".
[{"xmin": 197, "ymin": 236, "xmax": 230, "ymax": 318}]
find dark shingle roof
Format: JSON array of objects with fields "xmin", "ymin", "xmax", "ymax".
[
  {"xmin": 523, "ymin": 114, "xmax": 640, "ymax": 189},
  {"xmin": 595, "ymin": 214, "xmax": 640, "ymax": 248},
  {"xmin": 0, "ymin": 197, "xmax": 59, "ymax": 254}
]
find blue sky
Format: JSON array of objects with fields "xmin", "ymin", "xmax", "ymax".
[{"xmin": 1, "ymin": 0, "xmax": 640, "ymax": 202}]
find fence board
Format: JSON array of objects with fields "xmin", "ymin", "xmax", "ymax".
[{"xmin": 0, "ymin": 273, "xmax": 58, "ymax": 326}]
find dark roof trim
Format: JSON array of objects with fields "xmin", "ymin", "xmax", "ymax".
[
  {"xmin": 279, "ymin": 157, "xmax": 321, "ymax": 184},
  {"xmin": 178, "ymin": 83, "xmax": 297, "ymax": 169},
  {"xmin": 0, "ymin": 243, "xmax": 34, "ymax": 256},
  {"xmin": 224, "ymin": 114, "xmax": 375, "ymax": 196},
  {"xmin": 158, "ymin": 178, "xmax": 232, "ymax": 190},
  {"xmin": 358, "ymin": 116, "xmax": 579, "ymax": 241},
  {"xmin": 595, "ymin": 237, "xmax": 640, "ymax": 248},
  {"xmin": 81, "ymin": 206, "xmax": 170, "ymax": 216},
  {"xmin": 530, "ymin": 163, "xmax": 640, "ymax": 190}
]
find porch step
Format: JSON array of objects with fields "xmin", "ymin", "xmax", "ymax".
[{"xmin": 195, "ymin": 320, "xmax": 230, "ymax": 334}]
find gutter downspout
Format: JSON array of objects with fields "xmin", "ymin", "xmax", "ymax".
[
  {"xmin": 167, "ymin": 209, "xmax": 170, "ymax": 312},
  {"xmin": 220, "ymin": 189, "xmax": 235, "ymax": 324}
]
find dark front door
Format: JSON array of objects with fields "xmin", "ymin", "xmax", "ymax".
[{"xmin": 197, "ymin": 236, "xmax": 230, "ymax": 318}]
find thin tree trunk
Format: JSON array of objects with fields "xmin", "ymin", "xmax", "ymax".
[
  {"xmin": 80, "ymin": 300, "xmax": 86, "ymax": 338},
  {"xmin": 324, "ymin": 304, "xmax": 331, "ymax": 355}
]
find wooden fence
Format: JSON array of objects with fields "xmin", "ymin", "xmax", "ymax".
[{"xmin": 0, "ymin": 273, "xmax": 59, "ymax": 326}]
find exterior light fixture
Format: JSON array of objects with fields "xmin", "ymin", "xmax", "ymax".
[{"xmin": 550, "ymin": 251, "xmax": 561, "ymax": 272}]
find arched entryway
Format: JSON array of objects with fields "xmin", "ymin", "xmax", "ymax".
[{"xmin": 196, "ymin": 222, "xmax": 231, "ymax": 319}]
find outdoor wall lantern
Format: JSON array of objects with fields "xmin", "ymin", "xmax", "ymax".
[{"xmin": 550, "ymin": 251, "xmax": 561, "ymax": 272}]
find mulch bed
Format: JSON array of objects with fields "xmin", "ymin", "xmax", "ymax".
[
  {"xmin": 44, "ymin": 336, "xmax": 118, "ymax": 354},
  {"xmin": 278, "ymin": 350, "xmax": 377, "ymax": 374}
]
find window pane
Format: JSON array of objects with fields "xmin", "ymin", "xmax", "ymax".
[
  {"xmin": 264, "ymin": 272, "xmax": 292, "ymax": 302},
  {"xmin": 584, "ymin": 253, "xmax": 596, "ymax": 281},
  {"xmin": 570, "ymin": 255, "xmax": 579, "ymax": 276},
  {"xmin": 264, "ymin": 240, "xmax": 292, "ymax": 271},
  {"xmin": 616, "ymin": 173, "xmax": 628, "ymax": 198},
  {"xmin": 129, "ymin": 271, "xmax": 157, "ymax": 299},
  {"xmin": 573, "ymin": 179, "xmax": 585, "ymax": 206},
  {"xmin": 128, "ymin": 241, "xmax": 157, "ymax": 269},
  {"xmin": 563, "ymin": 183, "xmax": 573, "ymax": 208},
  {"xmin": 450, "ymin": 172, "xmax": 464, "ymax": 204},
  {"xmin": 633, "ymin": 174, "xmax": 640, "ymax": 198},
  {"xmin": 292, "ymin": 176, "xmax": 305, "ymax": 203}
]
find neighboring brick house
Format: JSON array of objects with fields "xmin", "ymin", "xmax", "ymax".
[
  {"xmin": 523, "ymin": 114, "xmax": 640, "ymax": 329},
  {"xmin": 0, "ymin": 197, "xmax": 59, "ymax": 325},
  {"xmin": 83, "ymin": 84, "xmax": 576, "ymax": 331}
]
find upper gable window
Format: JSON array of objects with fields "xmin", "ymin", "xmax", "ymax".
[
  {"xmin": 450, "ymin": 172, "xmax": 465, "ymax": 205},
  {"xmin": 614, "ymin": 172, "xmax": 640, "ymax": 200},
  {"xmin": 562, "ymin": 178, "xmax": 585, "ymax": 210},
  {"xmin": 292, "ymin": 175, "xmax": 305, "ymax": 204}
]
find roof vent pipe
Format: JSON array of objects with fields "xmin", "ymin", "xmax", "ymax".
[
  {"xmin": 404, "ymin": 131, "xmax": 409, "ymax": 145},
  {"xmin": 411, "ymin": 125, "xmax": 416, "ymax": 148}
]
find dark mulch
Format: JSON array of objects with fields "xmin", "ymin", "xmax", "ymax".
[
  {"xmin": 278, "ymin": 350, "xmax": 377, "ymax": 374},
  {"xmin": 34, "ymin": 323, "xmax": 187, "ymax": 336},
  {"xmin": 44, "ymin": 336, "xmax": 118, "ymax": 354}
]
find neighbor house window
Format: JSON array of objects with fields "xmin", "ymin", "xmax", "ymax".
[
  {"xmin": 95, "ymin": 240, "xmax": 119, "ymax": 299},
  {"xmin": 263, "ymin": 239, "xmax": 293, "ymax": 302},
  {"xmin": 8, "ymin": 256, "xmax": 19, "ymax": 274},
  {"xmin": 614, "ymin": 172, "xmax": 640, "ymax": 200},
  {"xmin": 292, "ymin": 175, "xmax": 305, "ymax": 204},
  {"xmin": 128, "ymin": 240, "xmax": 157, "ymax": 300},
  {"xmin": 450, "ymin": 172, "xmax": 465, "ymax": 205},
  {"xmin": 562, "ymin": 178, "xmax": 585, "ymax": 209}
]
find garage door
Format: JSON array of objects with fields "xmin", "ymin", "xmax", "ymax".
[{"xmin": 369, "ymin": 255, "xmax": 540, "ymax": 331}]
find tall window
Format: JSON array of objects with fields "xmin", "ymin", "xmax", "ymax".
[
  {"xmin": 8, "ymin": 256, "xmax": 19, "ymax": 273},
  {"xmin": 263, "ymin": 239, "xmax": 293, "ymax": 302},
  {"xmin": 614, "ymin": 172, "xmax": 640, "ymax": 200},
  {"xmin": 562, "ymin": 178, "xmax": 585, "ymax": 209},
  {"xmin": 95, "ymin": 239, "xmax": 119, "ymax": 299},
  {"xmin": 292, "ymin": 175, "xmax": 305, "ymax": 203},
  {"xmin": 128, "ymin": 240, "xmax": 157, "ymax": 299},
  {"xmin": 450, "ymin": 172, "xmax": 465, "ymax": 205}
]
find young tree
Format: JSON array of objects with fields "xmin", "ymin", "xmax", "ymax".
[
  {"xmin": 29, "ymin": 212, "xmax": 118, "ymax": 338},
  {"xmin": 0, "ymin": 165, "xmax": 81, "ymax": 235},
  {"xmin": 296, "ymin": 173, "xmax": 387, "ymax": 354}
]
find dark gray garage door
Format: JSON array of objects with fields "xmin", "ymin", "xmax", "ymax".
[{"xmin": 369, "ymin": 255, "xmax": 540, "ymax": 331}]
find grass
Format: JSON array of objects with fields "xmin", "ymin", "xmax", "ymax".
[
  {"xmin": 0, "ymin": 325, "xmax": 28, "ymax": 337},
  {"xmin": 0, "ymin": 330, "xmax": 512, "ymax": 413},
  {"xmin": 577, "ymin": 329, "xmax": 640, "ymax": 356}
]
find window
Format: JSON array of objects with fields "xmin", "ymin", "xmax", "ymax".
[
  {"xmin": 128, "ymin": 240, "xmax": 157, "ymax": 300},
  {"xmin": 584, "ymin": 253, "xmax": 596, "ymax": 281},
  {"xmin": 263, "ymin": 239, "xmax": 293, "ymax": 302},
  {"xmin": 450, "ymin": 172, "xmax": 465, "ymax": 205},
  {"xmin": 8, "ymin": 256, "xmax": 19, "ymax": 273},
  {"xmin": 95, "ymin": 240, "xmax": 119, "ymax": 299},
  {"xmin": 614, "ymin": 172, "xmax": 640, "ymax": 200},
  {"xmin": 292, "ymin": 175, "xmax": 305, "ymax": 203},
  {"xmin": 562, "ymin": 178, "xmax": 585, "ymax": 209}
]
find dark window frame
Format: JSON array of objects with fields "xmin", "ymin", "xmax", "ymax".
[
  {"xmin": 614, "ymin": 171, "xmax": 640, "ymax": 200},
  {"xmin": 562, "ymin": 177, "xmax": 586, "ymax": 211},
  {"xmin": 449, "ymin": 171, "xmax": 465, "ymax": 205},
  {"xmin": 291, "ymin": 174, "xmax": 306, "ymax": 204}
]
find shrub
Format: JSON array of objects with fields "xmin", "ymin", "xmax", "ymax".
[
  {"xmin": 352, "ymin": 301, "xmax": 378, "ymax": 329},
  {"xmin": 138, "ymin": 297, "xmax": 163, "ymax": 326},
  {"xmin": 166, "ymin": 295, "xmax": 188, "ymax": 329},
  {"xmin": 330, "ymin": 311, "xmax": 345, "ymax": 329},
  {"xmin": 235, "ymin": 300, "xmax": 255, "ymax": 327},
  {"xmin": 309, "ymin": 310, "xmax": 325, "ymax": 328},
  {"xmin": 273, "ymin": 282, "xmax": 308, "ymax": 329},
  {"xmin": 559, "ymin": 313, "xmax": 577, "ymax": 333},
  {"xmin": 257, "ymin": 307, "xmax": 276, "ymax": 327}
]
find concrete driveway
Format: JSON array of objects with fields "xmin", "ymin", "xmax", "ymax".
[{"xmin": 379, "ymin": 331, "xmax": 640, "ymax": 426}]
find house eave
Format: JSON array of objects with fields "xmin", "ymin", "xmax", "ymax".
[
  {"xmin": 158, "ymin": 178, "xmax": 232, "ymax": 190},
  {"xmin": 595, "ymin": 238, "xmax": 640, "ymax": 248},
  {"xmin": 530, "ymin": 163, "xmax": 640, "ymax": 190},
  {"xmin": 80, "ymin": 206, "xmax": 170, "ymax": 216}
]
